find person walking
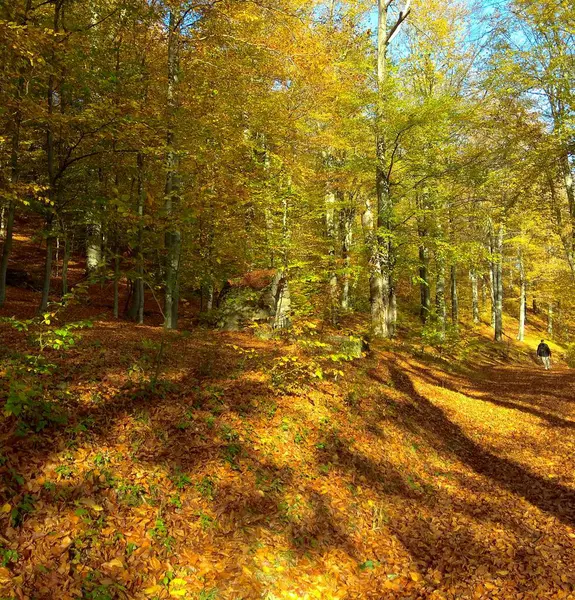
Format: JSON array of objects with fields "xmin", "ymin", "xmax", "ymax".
[{"xmin": 537, "ymin": 339, "xmax": 552, "ymax": 370}]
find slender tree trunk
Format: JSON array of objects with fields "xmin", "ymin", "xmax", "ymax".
[
  {"xmin": 273, "ymin": 190, "xmax": 292, "ymax": 329},
  {"xmin": 340, "ymin": 204, "xmax": 354, "ymax": 311},
  {"xmin": 481, "ymin": 273, "xmax": 488, "ymax": 313},
  {"xmin": 416, "ymin": 189, "xmax": 431, "ymax": 322},
  {"xmin": 388, "ymin": 260, "xmax": 397, "ymax": 336},
  {"xmin": 136, "ymin": 153, "xmax": 145, "ymax": 324},
  {"xmin": 164, "ymin": 9, "xmax": 181, "ymax": 330},
  {"xmin": 517, "ymin": 249, "xmax": 526, "ymax": 341},
  {"xmin": 547, "ymin": 302, "xmax": 554, "ymax": 337},
  {"xmin": 548, "ymin": 168, "xmax": 575, "ymax": 280},
  {"xmin": 55, "ymin": 237, "xmax": 60, "ymax": 278},
  {"xmin": 489, "ymin": 268, "xmax": 495, "ymax": 328},
  {"xmin": 470, "ymin": 269, "xmax": 479, "ymax": 324},
  {"xmin": 61, "ymin": 236, "xmax": 70, "ymax": 297},
  {"xmin": 326, "ymin": 191, "xmax": 338, "ymax": 324},
  {"xmin": 86, "ymin": 220, "xmax": 102, "ymax": 274},
  {"xmin": 435, "ymin": 255, "xmax": 447, "ymax": 336},
  {"xmin": 372, "ymin": 0, "xmax": 392, "ymax": 338},
  {"xmin": 561, "ymin": 152, "xmax": 575, "ymax": 264},
  {"xmin": 206, "ymin": 283, "xmax": 214, "ymax": 311},
  {"xmin": 0, "ymin": 204, "xmax": 6, "ymax": 238},
  {"xmin": 363, "ymin": 198, "xmax": 386, "ymax": 336},
  {"xmin": 488, "ymin": 224, "xmax": 496, "ymax": 329},
  {"xmin": 419, "ymin": 243, "xmax": 430, "ymax": 323},
  {"xmin": 38, "ymin": 0, "xmax": 62, "ymax": 314},
  {"xmin": 0, "ymin": 0, "xmax": 31, "ymax": 307},
  {"xmin": 372, "ymin": 0, "xmax": 409, "ymax": 336},
  {"xmin": 450, "ymin": 264, "xmax": 458, "ymax": 327},
  {"xmin": 492, "ymin": 223, "xmax": 504, "ymax": 342},
  {"xmin": 39, "ymin": 219, "xmax": 54, "ymax": 313},
  {"xmin": 113, "ymin": 250, "xmax": 120, "ymax": 319},
  {"xmin": 0, "ymin": 201, "xmax": 15, "ymax": 307}
]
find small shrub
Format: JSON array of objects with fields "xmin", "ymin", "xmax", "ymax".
[
  {"xmin": 55, "ymin": 465, "xmax": 75, "ymax": 479},
  {"xmin": 116, "ymin": 482, "xmax": 146, "ymax": 506},
  {"xmin": 149, "ymin": 518, "xmax": 175, "ymax": 552},
  {"xmin": 198, "ymin": 512, "xmax": 216, "ymax": 531},
  {"xmin": 0, "ymin": 546, "xmax": 19, "ymax": 567},
  {"xmin": 196, "ymin": 476, "xmax": 216, "ymax": 500},
  {"xmin": 565, "ymin": 343, "xmax": 575, "ymax": 368},
  {"xmin": 222, "ymin": 443, "xmax": 241, "ymax": 469},
  {"xmin": 170, "ymin": 470, "xmax": 192, "ymax": 491},
  {"xmin": 11, "ymin": 494, "xmax": 35, "ymax": 526}
]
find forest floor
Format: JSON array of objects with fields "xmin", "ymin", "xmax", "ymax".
[{"xmin": 1, "ymin": 232, "xmax": 575, "ymax": 600}]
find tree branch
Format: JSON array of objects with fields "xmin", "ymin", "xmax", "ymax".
[{"xmin": 386, "ymin": 0, "xmax": 411, "ymax": 46}]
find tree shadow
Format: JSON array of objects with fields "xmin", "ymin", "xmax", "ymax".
[
  {"xmin": 388, "ymin": 362, "xmax": 575, "ymax": 527},
  {"xmin": 407, "ymin": 362, "xmax": 575, "ymax": 429}
]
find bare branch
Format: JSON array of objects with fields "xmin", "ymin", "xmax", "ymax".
[{"xmin": 386, "ymin": 0, "xmax": 411, "ymax": 46}]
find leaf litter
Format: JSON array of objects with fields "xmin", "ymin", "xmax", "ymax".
[{"xmin": 1, "ymin": 313, "xmax": 574, "ymax": 599}]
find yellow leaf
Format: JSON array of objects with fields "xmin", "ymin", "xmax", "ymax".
[
  {"xmin": 0, "ymin": 503, "xmax": 11, "ymax": 513},
  {"xmin": 171, "ymin": 578, "xmax": 187, "ymax": 586},
  {"xmin": 170, "ymin": 590, "xmax": 187, "ymax": 597},
  {"xmin": 79, "ymin": 498, "xmax": 103, "ymax": 512},
  {"xmin": 242, "ymin": 565, "xmax": 253, "ymax": 576},
  {"xmin": 144, "ymin": 585, "xmax": 162, "ymax": 595},
  {"xmin": 104, "ymin": 558, "xmax": 124, "ymax": 570},
  {"xmin": 410, "ymin": 571, "xmax": 422, "ymax": 582}
]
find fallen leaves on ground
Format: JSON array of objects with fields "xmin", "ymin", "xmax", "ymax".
[{"xmin": 1, "ymin": 311, "xmax": 574, "ymax": 599}]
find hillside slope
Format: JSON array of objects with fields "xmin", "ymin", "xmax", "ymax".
[{"xmin": 1, "ymin": 297, "xmax": 575, "ymax": 599}]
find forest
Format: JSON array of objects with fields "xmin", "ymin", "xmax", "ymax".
[{"xmin": 0, "ymin": 0, "xmax": 574, "ymax": 599}]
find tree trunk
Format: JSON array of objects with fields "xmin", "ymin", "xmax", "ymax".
[
  {"xmin": 561, "ymin": 152, "xmax": 575, "ymax": 265},
  {"xmin": 547, "ymin": 302, "xmax": 554, "ymax": 337},
  {"xmin": 547, "ymin": 172, "xmax": 575, "ymax": 281},
  {"xmin": 0, "ymin": 0, "xmax": 31, "ymax": 307},
  {"xmin": 39, "ymin": 220, "xmax": 54, "ymax": 313},
  {"xmin": 40, "ymin": 0, "xmax": 59, "ymax": 314},
  {"xmin": 417, "ymin": 188, "xmax": 431, "ymax": 323},
  {"xmin": 164, "ymin": 9, "xmax": 181, "ymax": 330},
  {"xmin": 326, "ymin": 191, "xmax": 338, "ymax": 324},
  {"xmin": 61, "ymin": 235, "xmax": 70, "ymax": 297},
  {"xmin": 135, "ymin": 153, "xmax": 145, "ymax": 324},
  {"xmin": 517, "ymin": 249, "xmax": 526, "ymax": 341},
  {"xmin": 206, "ymin": 283, "xmax": 214, "ymax": 311},
  {"xmin": 372, "ymin": 0, "xmax": 409, "ymax": 336},
  {"xmin": 86, "ymin": 220, "xmax": 102, "ymax": 274},
  {"xmin": 339, "ymin": 204, "xmax": 354, "ymax": 311},
  {"xmin": 470, "ymin": 269, "xmax": 479, "ymax": 324},
  {"xmin": 372, "ymin": 0, "xmax": 393, "ymax": 338},
  {"xmin": 363, "ymin": 198, "xmax": 386, "ymax": 336},
  {"xmin": 488, "ymin": 225, "xmax": 496, "ymax": 329},
  {"xmin": 450, "ymin": 264, "xmax": 458, "ymax": 327},
  {"xmin": 481, "ymin": 273, "xmax": 488, "ymax": 313},
  {"xmin": 492, "ymin": 223, "xmax": 504, "ymax": 342},
  {"xmin": 113, "ymin": 251, "xmax": 120, "ymax": 319},
  {"xmin": 435, "ymin": 256, "xmax": 447, "ymax": 336},
  {"xmin": 0, "ymin": 201, "xmax": 15, "ymax": 307},
  {"xmin": 419, "ymin": 243, "xmax": 430, "ymax": 323},
  {"xmin": 0, "ymin": 204, "xmax": 6, "ymax": 238}
]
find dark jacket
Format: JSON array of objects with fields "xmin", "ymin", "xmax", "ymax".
[{"xmin": 537, "ymin": 343, "xmax": 551, "ymax": 358}]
